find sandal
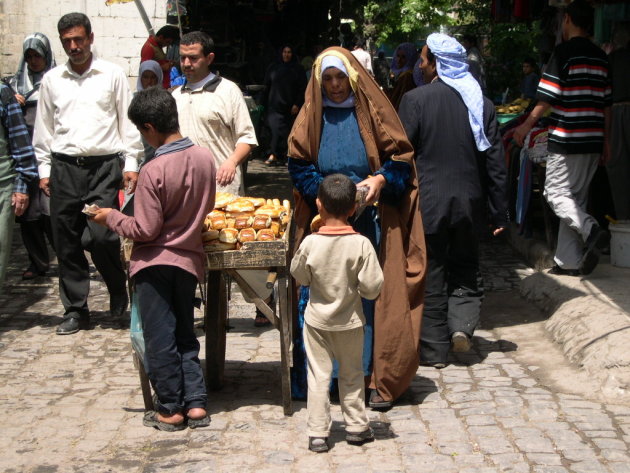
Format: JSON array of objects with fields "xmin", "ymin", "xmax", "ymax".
[
  {"xmin": 187, "ymin": 414, "xmax": 211, "ymax": 429},
  {"xmin": 254, "ymin": 314, "xmax": 272, "ymax": 327},
  {"xmin": 22, "ymin": 268, "xmax": 46, "ymax": 280},
  {"xmin": 264, "ymin": 155, "xmax": 278, "ymax": 166},
  {"xmin": 368, "ymin": 390, "xmax": 393, "ymax": 410},
  {"xmin": 142, "ymin": 410, "xmax": 186, "ymax": 432}
]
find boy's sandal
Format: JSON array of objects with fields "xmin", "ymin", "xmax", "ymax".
[
  {"xmin": 368, "ymin": 390, "xmax": 393, "ymax": 410},
  {"xmin": 346, "ymin": 428, "xmax": 375, "ymax": 445},
  {"xmin": 187, "ymin": 414, "xmax": 211, "ymax": 429},
  {"xmin": 143, "ymin": 410, "xmax": 186, "ymax": 432},
  {"xmin": 254, "ymin": 314, "xmax": 272, "ymax": 327},
  {"xmin": 22, "ymin": 268, "xmax": 46, "ymax": 280},
  {"xmin": 308, "ymin": 437, "xmax": 329, "ymax": 453}
]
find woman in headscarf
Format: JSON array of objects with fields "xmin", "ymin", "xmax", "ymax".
[
  {"xmin": 135, "ymin": 60, "xmax": 164, "ymax": 165},
  {"xmin": 8, "ymin": 33, "xmax": 56, "ymax": 280},
  {"xmin": 287, "ymin": 46, "xmax": 426, "ymax": 409},
  {"xmin": 262, "ymin": 45, "xmax": 307, "ymax": 166},
  {"xmin": 388, "ymin": 42, "xmax": 419, "ymax": 110},
  {"xmin": 137, "ymin": 60, "xmax": 163, "ymax": 92}
]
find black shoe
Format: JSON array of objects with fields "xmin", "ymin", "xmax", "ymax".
[
  {"xmin": 56, "ymin": 315, "xmax": 89, "ymax": 335},
  {"xmin": 451, "ymin": 331, "xmax": 472, "ymax": 353},
  {"xmin": 110, "ymin": 291, "xmax": 129, "ymax": 317},
  {"xmin": 580, "ymin": 226, "xmax": 609, "ymax": 275},
  {"xmin": 548, "ymin": 265, "xmax": 580, "ymax": 277},
  {"xmin": 346, "ymin": 428, "xmax": 374, "ymax": 446}
]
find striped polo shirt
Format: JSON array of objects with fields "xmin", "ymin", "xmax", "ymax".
[{"xmin": 536, "ymin": 36, "xmax": 612, "ymax": 155}]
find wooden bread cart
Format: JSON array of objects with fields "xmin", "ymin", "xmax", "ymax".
[{"xmin": 204, "ymin": 217, "xmax": 294, "ymax": 415}]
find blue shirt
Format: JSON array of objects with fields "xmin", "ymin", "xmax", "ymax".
[{"xmin": 0, "ymin": 84, "xmax": 38, "ymax": 194}]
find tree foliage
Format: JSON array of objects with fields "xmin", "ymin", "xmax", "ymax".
[{"xmin": 352, "ymin": 0, "xmax": 541, "ymax": 100}]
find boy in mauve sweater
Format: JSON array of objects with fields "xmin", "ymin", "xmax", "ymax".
[
  {"xmin": 92, "ymin": 87, "xmax": 215, "ymax": 431},
  {"xmin": 290, "ymin": 173, "xmax": 384, "ymax": 452}
]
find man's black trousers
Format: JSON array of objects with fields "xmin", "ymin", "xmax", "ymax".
[
  {"xmin": 420, "ymin": 222, "xmax": 484, "ymax": 364},
  {"xmin": 49, "ymin": 157, "xmax": 127, "ymax": 318}
]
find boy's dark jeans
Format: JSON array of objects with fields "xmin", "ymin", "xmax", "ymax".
[{"xmin": 135, "ymin": 265, "xmax": 207, "ymax": 414}]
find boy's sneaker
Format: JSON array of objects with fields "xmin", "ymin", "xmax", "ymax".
[
  {"xmin": 308, "ymin": 436, "xmax": 329, "ymax": 453},
  {"xmin": 346, "ymin": 428, "xmax": 375, "ymax": 446}
]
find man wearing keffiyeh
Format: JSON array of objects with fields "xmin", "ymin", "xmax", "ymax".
[{"xmin": 399, "ymin": 33, "xmax": 508, "ymax": 368}]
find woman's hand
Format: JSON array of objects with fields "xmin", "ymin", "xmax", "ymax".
[
  {"xmin": 91, "ymin": 208, "xmax": 112, "ymax": 226},
  {"xmin": 14, "ymin": 94, "xmax": 26, "ymax": 106},
  {"xmin": 357, "ymin": 174, "xmax": 386, "ymax": 205}
]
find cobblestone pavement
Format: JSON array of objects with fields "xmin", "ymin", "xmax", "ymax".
[{"xmin": 1, "ymin": 162, "xmax": 630, "ymax": 472}]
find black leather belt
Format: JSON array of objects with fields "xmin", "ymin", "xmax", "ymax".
[{"xmin": 52, "ymin": 152, "xmax": 121, "ymax": 167}]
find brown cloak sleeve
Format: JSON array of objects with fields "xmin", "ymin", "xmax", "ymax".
[{"xmin": 288, "ymin": 46, "xmax": 426, "ymax": 403}]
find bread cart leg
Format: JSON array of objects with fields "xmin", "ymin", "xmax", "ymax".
[
  {"xmin": 205, "ymin": 270, "xmax": 228, "ymax": 390},
  {"xmin": 277, "ymin": 267, "xmax": 293, "ymax": 415},
  {"xmin": 133, "ymin": 351, "xmax": 154, "ymax": 411}
]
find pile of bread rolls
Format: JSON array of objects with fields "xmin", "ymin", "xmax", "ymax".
[{"xmin": 203, "ymin": 192, "xmax": 291, "ymax": 251}]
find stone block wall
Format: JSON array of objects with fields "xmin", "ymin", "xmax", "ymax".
[{"xmin": 0, "ymin": 0, "xmax": 167, "ymax": 87}]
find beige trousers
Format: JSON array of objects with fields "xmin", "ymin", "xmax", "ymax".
[{"xmin": 304, "ymin": 324, "xmax": 369, "ymax": 437}]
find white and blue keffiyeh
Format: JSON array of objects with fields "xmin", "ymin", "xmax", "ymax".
[{"xmin": 427, "ymin": 33, "xmax": 490, "ymax": 151}]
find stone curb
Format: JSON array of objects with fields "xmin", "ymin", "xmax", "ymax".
[
  {"xmin": 508, "ymin": 225, "xmax": 630, "ymax": 400},
  {"xmin": 520, "ymin": 268, "xmax": 630, "ymax": 401}
]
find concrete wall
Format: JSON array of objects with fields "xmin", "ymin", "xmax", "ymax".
[{"xmin": 0, "ymin": 0, "xmax": 167, "ymax": 87}]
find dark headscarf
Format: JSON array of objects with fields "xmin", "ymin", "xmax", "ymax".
[
  {"xmin": 13, "ymin": 33, "xmax": 56, "ymax": 100},
  {"xmin": 391, "ymin": 42, "xmax": 417, "ymax": 77}
]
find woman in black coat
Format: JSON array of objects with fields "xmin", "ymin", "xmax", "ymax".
[{"xmin": 262, "ymin": 45, "xmax": 307, "ymax": 166}]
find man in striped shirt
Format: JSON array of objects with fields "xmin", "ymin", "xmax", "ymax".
[
  {"xmin": 1, "ymin": 83, "xmax": 38, "ymax": 291},
  {"xmin": 514, "ymin": 0, "xmax": 612, "ymax": 276}
]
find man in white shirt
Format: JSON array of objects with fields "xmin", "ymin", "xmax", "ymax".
[
  {"xmin": 33, "ymin": 12, "xmax": 143, "ymax": 335},
  {"xmin": 172, "ymin": 31, "xmax": 272, "ymax": 325},
  {"xmin": 351, "ymin": 39, "xmax": 373, "ymax": 76},
  {"xmin": 172, "ymin": 31, "xmax": 257, "ymax": 195}
]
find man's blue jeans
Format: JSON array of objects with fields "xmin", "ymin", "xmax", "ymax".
[{"xmin": 135, "ymin": 265, "xmax": 207, "ymax": 414}]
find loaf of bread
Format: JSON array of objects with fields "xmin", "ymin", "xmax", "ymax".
[
  {"xmin": 202, "ymin": 229, "xmax": 220, "ymax": 243},
  {"xmin": 234, "ymin": 216, "xmax": 254, "ymax": 229},
  {"xmin": 270, "ymin": 220, "xmax": 280, "ymax": 236},
  {"xmin": 225, "ymin": 198, "xmax": 256, "ymax": 214},
  {"xmin": 242, "ymin": 196, "xmax": 266, "ymax": 207},
  {"xmin": 209, "ymin": 214, "xmax": 227, "ymax": 230},
  {"xmin": 219, "ymin": 228, "xmax": 239, "ymax": 244},
  {"xmin": 214, "ymin": 192, "xmax": 236, "ymax": 209},
  {"xmin": 310, "ymin": 214, "xmax": 323, "ymax": 233},
  {"xmin": 238, "ymin": 228, "xmax": 256, "ymax": 243},
  {"xmin": 255, "ymin": 205, "xmax": 282, "ymax": 218},
  {"xmin": 204, "ymin": 240, "xmax": 237, "ymax": 251},
  {"xmin": 252, "ymin": 215, "xmax": 271, "ymax": 230},
  {"xmin": 256, "ymin": 229, "xmax": 275, "ymax": 241}
]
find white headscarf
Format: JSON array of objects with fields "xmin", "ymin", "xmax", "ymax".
[
  {"xmin": 427, "ymin": 33, "xmax": 490, "ymax": 151},
  {"xmin": 319, "ymin": 55, "xmax": 356, "ymax": 108},
  {"xmin": 136, "ymin": 60, "xmax": 164, "ymax": 91}
]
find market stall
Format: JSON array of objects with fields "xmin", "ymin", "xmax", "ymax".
[{"xmin": 202, "ymin": 195, "xmax": 294, "ymax": 415}]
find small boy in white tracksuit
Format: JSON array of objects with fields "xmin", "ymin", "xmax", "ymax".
[{"xmin": 290, "ymin": 173, "xmax": 383, "ymax": 452}]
